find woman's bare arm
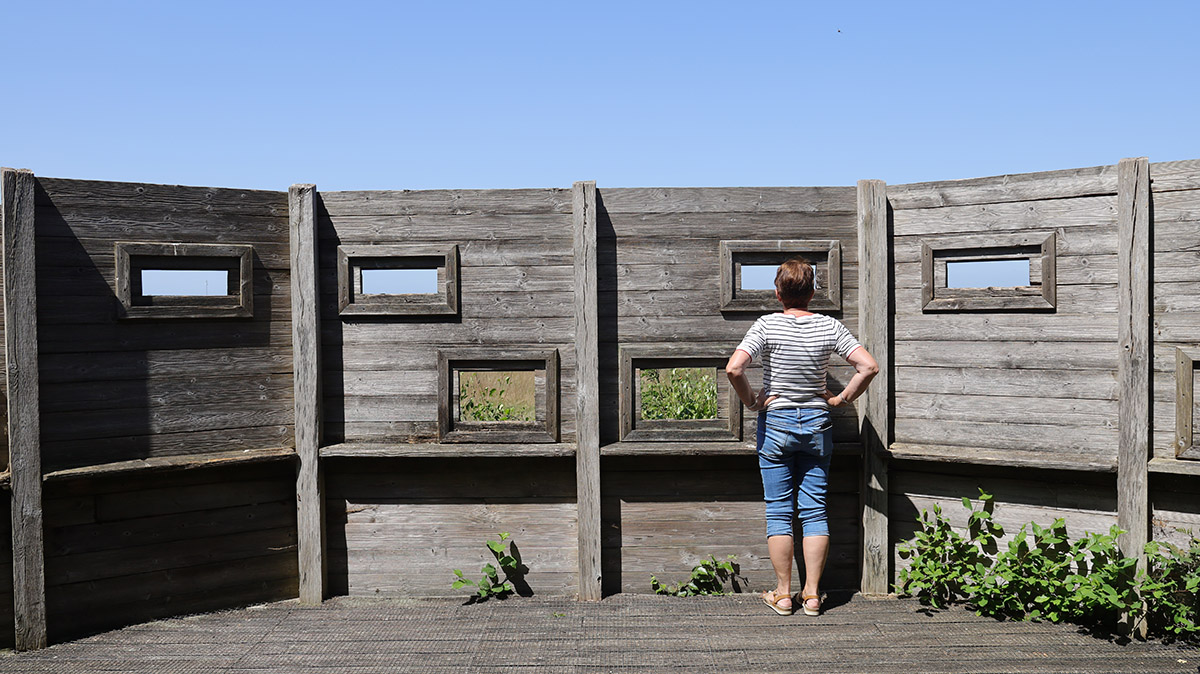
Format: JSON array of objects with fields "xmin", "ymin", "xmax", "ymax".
[
  {"xmin": 823, "ymin": 346, "xmax": 879, "ymax": 407},
  {"xmin": 725, "ymin": 349, "xmax": 774, "ymax": 410}
]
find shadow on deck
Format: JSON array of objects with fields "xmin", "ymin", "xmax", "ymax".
[{"xmin": 1, "ymin": 593, "xmax": 1195, "ymax": 673}]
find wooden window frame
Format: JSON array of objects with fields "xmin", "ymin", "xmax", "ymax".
[
  {"xmin": 719, "ymin": 239, "xmax": 841, "ymax": 313},
  {"xmin": 920, "ymin": 232, "xmax": 1057, "ymax": 312},
  {"xmin": 437, "ymin": 348, "xmax": 559, "ymax": 444},
  {"xmin": 1175, "ymin": 348, "xmax": 1200, "ymax": 461},
  {"xmin": 115, "ymin": 242, "xmax": 254, "ymax": 319},
  {"xmin": 337, "ymin": 244, "xmax": 459, "ymax": 316},
  {"xmin": 618, "ymin": 343, "xmax": 742, "ymax": 443}
]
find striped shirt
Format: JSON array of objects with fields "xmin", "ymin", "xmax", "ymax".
[{"xmin": 735, "ymin": 313, "xmax": 862, "ymax": 410}]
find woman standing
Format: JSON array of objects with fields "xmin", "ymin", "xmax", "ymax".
[{"xmin": 725, "ymin": 259, "xmax": 878, "ymax": 616}]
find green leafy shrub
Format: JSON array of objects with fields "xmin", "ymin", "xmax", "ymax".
[
  {"xmin": 651, "ymin": 555, "xmax": 746, "ymax": 596},
  {"xmin": 640, "ymin": 368, "xmax": 718, "ymax": 420},
  {"xmin": 452, "ymin": 532, "xmax": 525, "ymax": 601},
  {"xmin": 1139, "ymin": 534, "xmax": 1200, "ymax": 641},
  {"xmin": 898, "ymin": 489, "xmax": 1196, "ymax": 641},
  {"xmin": 460, "ymin": 374, "xmax": 533, "ymax": 422},
  {"xmin": 898, "ymin": 489, "xmax": 1003, "ymax": 609}
]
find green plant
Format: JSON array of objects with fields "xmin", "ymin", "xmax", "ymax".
[
  {"xmin": 452, "ymin": 532, "xmax": 524, "ymax": 600},
  {"xmin": 639, "ymin": 367, "xmax": 718, "ymax": 420},
  {"xmin": 460, "ymin": 374, "xmax": 533, "ymax": 422},
  {"xmin": 651, "ymin": 555, "xmax": 745, "ymax": 596},
  {"xmin": 1139, "ymin": 533, "xmax": 1200, "ymax": 641},
  {"xmin": 898, "ymin": 489, "xmax": 1002, "ymax": 609}
]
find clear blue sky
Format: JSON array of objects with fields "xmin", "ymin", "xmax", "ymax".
[{"xmin": 3, "ymin": 1, "xmax": 1197, "ymax": 191}]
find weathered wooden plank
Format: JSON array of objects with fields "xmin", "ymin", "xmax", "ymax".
[
  {"xmin": 323, "ymin": 318, "xmax": 575, "ymax": 346},
  {"xmin": 895, "ymin": 284, "xmax": 1116, "ymax": 316},
  {"xmin": 41, "ymin": 374, "xmax": 292, "ymax": 413},
  {"xmin": 599, "ymin": 234, "xmax": 861, "ymax": 266},
  {"xmin": 892, "ymin": 417, "xmax": 1118, "ymax": 455},
  {"xmin": 1149, "ymin": 158, "xmax": 1200, "ymax": 192},
  {"xmin": 4, "ymin": 168, "xmax": 47, "ymax": 650},
  {"xmin": 573, "ymin": 181, "xmax": 602, "ymax": 600},
  {"xmin": 856, "ymin": 179, "xmax": 889, "ymax": 596},
  {"xmin": 40, "ymin": 424, "xmax": 295, "ymax": 473},
  {"xmin": 890, "ymin": 194, "xmax": 1117, "ymax": 237},
  {"xmin": 40, "ymin": 447, "xmax": 294, "ymax": 484},
  {"xmin": 290, "ymin": 184, "xmax": 324, "ymax": 606},
  {"xmin": 894, "ymin": 313, "xmax": 1118, "ymax": 341},
  {"xmin": 39, "ymin": 347, "xmax": 293, "ymax": 384},
  {"xmin": 321, "ymin": 214, "xmax": 572, "ymax": 243},
  {"xmin": 35, "ymin": 176, "xmax": 286, "ymax": 213},
  {"xmin": 596, "ymin": 186, "xmax": 856, "ymax": 214},
  {"xmin": 320, "ymin": 441, "xmax": 576, "ymax": 458},
  {"xmin": 894, "ymin": 340, "xmax": 1117, "ymax": 370},
  {"xmin": 35, "ymin": 205, "xmax": 288, "ymax": 245},
  {"xmin": 318, "ymin": 188, "xmax": 573, "ymax": 216},
  {"xmin": 41, "ymin": 399, "xmax": 294, "ymax": 442},
  {"xmin": 892, "ymin": 226, "xmax": 1118, "ymax": 262},
  {"xmin": 895, "ymin": 391, "xmax": 1117, "ymax": 427},
  {"xmin": 886, "ymin": 164, "xmax": 1118, "ymax": 210},
  {"xmin": 894, "ymin": 365, "xmax": 1118, "ymax": 399},
  {"xmin": 39, "ymin": 321, "xmax": 293, "ymax": 354},
  {"xmin": 1153, "ymin": 220, "xmax": 1200, "ymax": 254},
  {"xmin": 1116, "ymin": 158, "xmax": 1151, "ymax": 637},
  {"xmin": 894, "ymin": 258, "xmax": 1119, "ymax": 290},
  {"xmin": 888, "ymin": 442, "xmax": 1117, "ymax": 473}
]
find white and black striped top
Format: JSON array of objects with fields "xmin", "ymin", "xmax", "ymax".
[{"xmin": 735, "ymin": 313, "xmax": 862, "ymax": 410}]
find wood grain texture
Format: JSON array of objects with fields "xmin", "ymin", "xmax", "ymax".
[
  {"xmin": 290, "ymin": 184, "xmax": 325, "ymax": 605},
  {"xmin": 887, "ymin": 164, "xmax": 1118, "ymax": 210},
  {"xmin": 4, "ymin": 168, "xmax": 47, "ymax": 649},
  {"xmin": 857, "ymin": 179, "xmax": 889, "ymax": 596},
  {"xmin": 573, "ymin": 181, "xmax": 602, "ymax": 600},
  {"xmin": 1117, "ymin": 158, "xmax": 1151, "ymax": 636}
]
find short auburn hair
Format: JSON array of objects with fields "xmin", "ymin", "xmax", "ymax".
[{"xmin": 775, "ymin": 258, "xmax": 815, "ymax": 309}]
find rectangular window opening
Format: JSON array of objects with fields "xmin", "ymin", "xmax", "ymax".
[
  {"xmin": 720, "ymin": 240, "xmax": 842, "ymax": 313},
  {"xmin": 945, "ymin": 258, "xmax": 1031, "ymax": 289},
  {"xmin": 140, "ymin": 269, "xmax": 231, "ymax": 296},
  {"xmin": 637, "ymin": 367, "xmax": 719, "ymax": 420},
  {"xmin": 455, "ymin": 370, "xmax": 539, "ymax": 423},
  {"xmin": 361, "ymin": 268, "xmax": 439, "ymax": 295}
]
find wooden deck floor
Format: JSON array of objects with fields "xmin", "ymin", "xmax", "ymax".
[{"xmin": 1, "ymin": 593, "xmax": 1196, "ymax": 673}]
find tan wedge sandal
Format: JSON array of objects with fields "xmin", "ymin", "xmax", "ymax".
[
  {"xmin": 801, "ymin": 594, "xmax": 822, "ymax": 616},
  {"xmin": 762, "ymin": 590, "xmax": 793, "ymax": 616}
]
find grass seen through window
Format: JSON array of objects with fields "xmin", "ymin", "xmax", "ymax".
[
  {"xmin": 639, "ymin": 367, "xmax": 718, "ymax": 420},
  {"xmin": 458, "ymin": 371, "xmax": 536, "ymax": 422}
]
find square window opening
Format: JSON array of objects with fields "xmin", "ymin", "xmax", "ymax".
[
  {"xmin": 619, "ymin": 345, "xmax": 742, "ymax": 443},
  {"xmin": 338, "ymin": 245, "xmax": 458, "ymax": 316},
  {"xmin": 437, "ymin": 348, "xmax": 559, "ymax": 444},
  {"xmin": 720, "ymin": 240, "xmax": 841, "ymax": 313},
  {"xmin": 920, "ymin": 234, "xmax": 1056, "ymax": 312},
  {"xmin": 116, "ymin": 242, "xmax": 254, "ymax": 319}
]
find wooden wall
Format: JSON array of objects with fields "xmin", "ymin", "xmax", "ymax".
[
  {"xmin": 887, "ymin": 165, "xmax": 1122, "ymax": 469},
  {"xmin": 595, "ymin": 187, "xmax": 865, "ymax": 591},
  {"xmin": 1148, "ymin": 159, "xmax": 1200, "ymax": 543},
  {"xmin": 0, "ymin": 493, "xmax": 12, "ymax": 648},
  {"xmin": 40, "ymin": 462, "xmax": 298, "ymax": 640},
  {"xmin": 316, "ymin": 189, "xmax": 576, "ymax": 445},
  {"xmin": 33, "ymin": 178, "xmax": 295, "ymax": 471},
  {"xmin": 325, "ymin": 457, "xmax": 577, "ymax": 597}
]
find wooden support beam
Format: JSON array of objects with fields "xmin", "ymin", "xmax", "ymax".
[
  {"xmin": 856, "ymin": 179, "xmax": 890, "ymax": 597},
  {"xmin": 1116, "ymin": 157, "xmax": 1150, "ymax": 636},
  {"xmin": 290, "ymin": 184, "xmax": 325, "ymax": 605},
  {"xmin": 3, "ymin": 167, "xmax": 47, "ymax": 649},
  {"xmin": 572, "ymin": 180, "xmax": 602, "ymax": 600}
]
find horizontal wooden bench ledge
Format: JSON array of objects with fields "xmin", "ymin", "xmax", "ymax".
[
  {"xmin": 1148, "ymin": 457, "xmax": 1200, "ymax": 477},
  {"xmin": 601, "ymin": 441, "xmax": 862, "ymax": 457},
  {"xmin": 887, "ymin": 442, "xmax": 1117, "ymax": 473},
  {"xmin": 320, "ymin": 442, "xmax": 577, "ymax": 458},
  {"xmin": 0, "ymin": 446, "xmax": 297, "ymax": 490}
]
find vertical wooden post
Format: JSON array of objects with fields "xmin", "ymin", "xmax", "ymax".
[
  {"xmin": 3, "ymin": 168, "xmax": 47, "ymax": 649},
  {"xmin": 572, "ymin": 180, "xmax": 602, "ymax": 600},
  {"xmin": 1117, "ymin": 157, "xmax": 1150, "ymax": 635},
  {"xmin": 290, "ymin": 184, "xmax": 325, "ymax": 605},
  {"xmin": 856, "ymin": 179, "xmax": 890, "ymax": 597}
]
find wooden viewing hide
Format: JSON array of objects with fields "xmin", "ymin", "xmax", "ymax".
[{"xmin": 0, "ymin": 158, "xmax": 1197, "ymax": 648}]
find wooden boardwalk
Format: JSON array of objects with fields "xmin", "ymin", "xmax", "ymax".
[{"xmin": 1, "ymin": 593, "xmax": 1195, "ymax": 673}]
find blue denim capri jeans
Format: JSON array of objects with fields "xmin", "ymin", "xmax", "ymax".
[{"xmin": 757, "ymin": 407, "xmax": 834, "ymax": 538}]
